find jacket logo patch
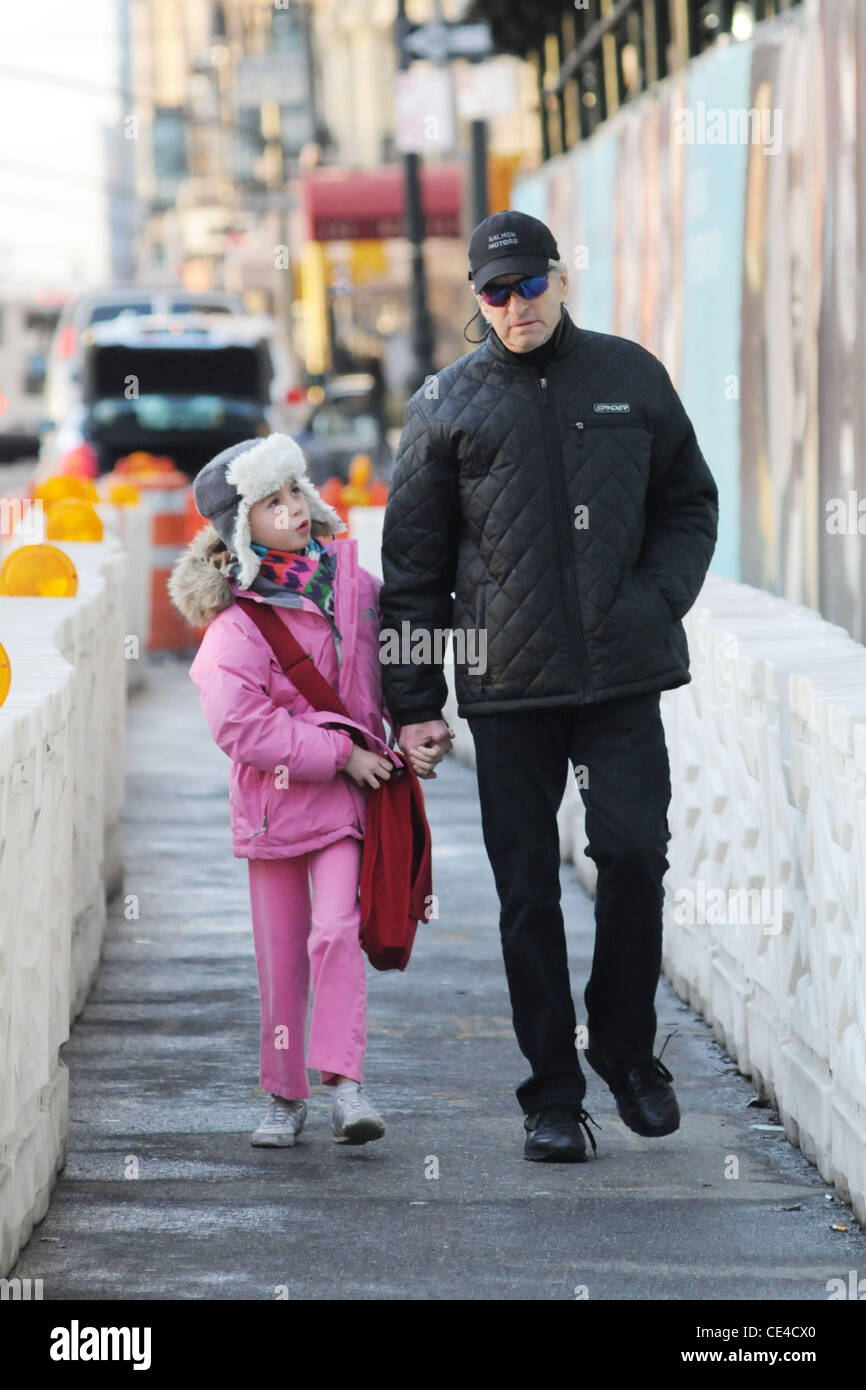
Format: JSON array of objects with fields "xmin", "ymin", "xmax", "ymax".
[
  {"xmin": 593, "ymin": 402, "xmax": 631, "ymax": 413},
  {"xmin": 360, "ymin": 605, "xmax": 378, "ymax": 621}
]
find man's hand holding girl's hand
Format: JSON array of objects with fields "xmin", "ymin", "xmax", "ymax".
[
  {"xmin": 344, "ymin": 745, "xmax": 395, "ymax": 789},
  {"xmin": 397, "ymin": 720, "xmax": 456, "ymax": 780},
  {"xmin": 343, "ymin": 720, "xmax": 456, "ymax": 787}
]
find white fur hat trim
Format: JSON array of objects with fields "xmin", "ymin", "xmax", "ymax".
[{"xmin": 225, "ymin": 434, "xmax": 346, "ymax": 588}]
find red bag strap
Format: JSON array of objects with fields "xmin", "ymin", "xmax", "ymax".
[{"xmin": 234, "ymin": 596, "xmax": 352, "ymax": 721}]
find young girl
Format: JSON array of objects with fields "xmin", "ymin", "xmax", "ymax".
[{"xmin": 168, "ymin": 433, "xmax": 435, "ymax": 1148}]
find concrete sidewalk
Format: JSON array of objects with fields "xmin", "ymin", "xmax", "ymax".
[{"xmin": 12, "ymin": 658, "xmax": 865, "ymax": 1300}]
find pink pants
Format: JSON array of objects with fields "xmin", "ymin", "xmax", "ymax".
[{"xmin": 247, "ymin": 836, "xmax": 366, "ymax": 1100}]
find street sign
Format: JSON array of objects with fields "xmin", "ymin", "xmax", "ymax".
[
  {"xmin": 401, "ymin": 20, "xmax": 493, "ymax": 64},
  {"xmin": 394, "ymin": 68, "xmax": 455, "ymax": 154},
  {"xmin": 455, "ymin": 58, "xmax": 517, "ymax": 120}
]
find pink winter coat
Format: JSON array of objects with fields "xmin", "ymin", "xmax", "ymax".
[{"xmin": 172, "ymin": 526, "xmax": 401, "ymax": 859}]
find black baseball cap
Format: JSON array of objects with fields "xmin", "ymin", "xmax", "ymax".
[{"xmin": 467, "ymin": 210, "xmax": 560, "ymax": 292}]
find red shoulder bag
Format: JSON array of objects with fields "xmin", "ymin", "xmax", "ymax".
[{"xmin": 234, "ymin": 597, "xmax": 433, "ymax": 971}]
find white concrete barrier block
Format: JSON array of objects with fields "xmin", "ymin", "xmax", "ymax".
[
  {"xmin": 777, "ymin": 1037, "xmax": 834, "ymax": 1180},
  {"xmin": 663, "ymin": 572, "xmax": 866, "ymax": 1212},
  {"xmin": 0, "ymin": 510, "xmax": 148, "ymax": 1275},
  {"xmin": 829, "ymin": 1091, "xmax": 866, "ymax": 1226},
  {"xmin": 348, "ymin": 506, "xmax": 386, "ymax": 581}
]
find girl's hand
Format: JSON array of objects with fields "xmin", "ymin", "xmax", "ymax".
[
  {"xmin": 344, "ymin": 745, "xmax": 395, "ymax": 789},
  {"xmin": 408, "ymin": 741, "xmax": 440, "ymax": 778},
  {"xmin": 397, "ymin": 722, "xmax": 454, "ymax": 780}
]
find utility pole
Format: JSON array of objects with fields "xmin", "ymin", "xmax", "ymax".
[
  {"xmin": 395, "ymin": 0, "xmax": 436, "ymax": 393},
  {"xmin": 469, "ymin": 116, "xmax": 488, "ymax": 227}
]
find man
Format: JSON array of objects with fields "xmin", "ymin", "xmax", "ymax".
[{"xmin": 380, "ymin": 210, "xmax": 718, "ymax": 1162}]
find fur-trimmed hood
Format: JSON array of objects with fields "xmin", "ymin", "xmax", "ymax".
[{"xmin": 168, "ymin": 523, "xmax": 243, "ymax": 628}]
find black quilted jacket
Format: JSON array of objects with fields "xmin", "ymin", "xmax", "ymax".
[{"xmin": 379, "ymin": 308, "xmax": 719, "ymax": 726}]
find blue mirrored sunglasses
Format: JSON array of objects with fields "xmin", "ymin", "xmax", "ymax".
[{"xmin": 479, "ymin": 275, "xmax": 550, "ymax": 307}]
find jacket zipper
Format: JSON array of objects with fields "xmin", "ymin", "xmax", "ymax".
[
  {"xmin": 248, "ymin": 784, "xmax": 270, "ymax": 837},
  {"xmin": 538, "ymin": 376, "xmax": 592, "ymax": 697}
]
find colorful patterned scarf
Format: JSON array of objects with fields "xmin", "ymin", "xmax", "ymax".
[{"xmin": 248, "ymin": 535, "xmax": 336, "ymax": 625}]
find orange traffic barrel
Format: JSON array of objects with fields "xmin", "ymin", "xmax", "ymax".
[
  {"xmin": 114, "ymin": 452, "xmax": 176, "ymax": 476},
  {"xmin": 368, "ymin": 478, "xmax": 388, "ymax": 505},
  {"xmin": 320, "ymin": 476, "xmax": 350, "ymax": 525},
  {"xmin": 103, "ymin": 459, "xmax": 193, "ymax": 651}
]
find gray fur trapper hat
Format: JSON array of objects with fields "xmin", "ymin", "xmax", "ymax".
[{"xmin": 192, "ymin": 434, "xmax": 347, "ymax": 589}]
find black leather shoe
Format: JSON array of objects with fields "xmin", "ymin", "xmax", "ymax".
[
  {"xmin": 586, "ymin": 1042, "xmax": 680, "ymax": 1138},
  {"xmin": 523, "ymin": 1105, "xmax": 600, "ymax": 1162}
]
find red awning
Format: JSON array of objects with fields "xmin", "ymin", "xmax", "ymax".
[{"xmin": 300, "ymin": 165, "xmax": 462, "ymax": 241}]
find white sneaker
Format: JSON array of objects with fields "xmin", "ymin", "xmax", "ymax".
[
  {"xmin": 331, "ymin": 1082, "xmax": 385, "ymax": 1145},
  {"xmin": 251, "ymin": 1095, "xmax": 308, "ymax": 1147}
]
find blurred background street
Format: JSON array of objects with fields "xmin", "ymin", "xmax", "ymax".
[{"xmin": 1, "ymin": 0, "xmax": 538, "ymax": 488}]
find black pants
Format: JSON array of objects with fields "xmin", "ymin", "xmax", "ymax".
[{"xmin": 466, "ymin": 692, "xmax": 672, "ymax": 1115}]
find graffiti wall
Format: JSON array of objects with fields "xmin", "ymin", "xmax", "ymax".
[{"xmin": 513, "ymin": 0, "xmax": 864, "ymax": 642}]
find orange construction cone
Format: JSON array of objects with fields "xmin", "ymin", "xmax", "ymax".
[{"xmin": 103, "ymin": 460, "xmax": 194, "ymax": 651}]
